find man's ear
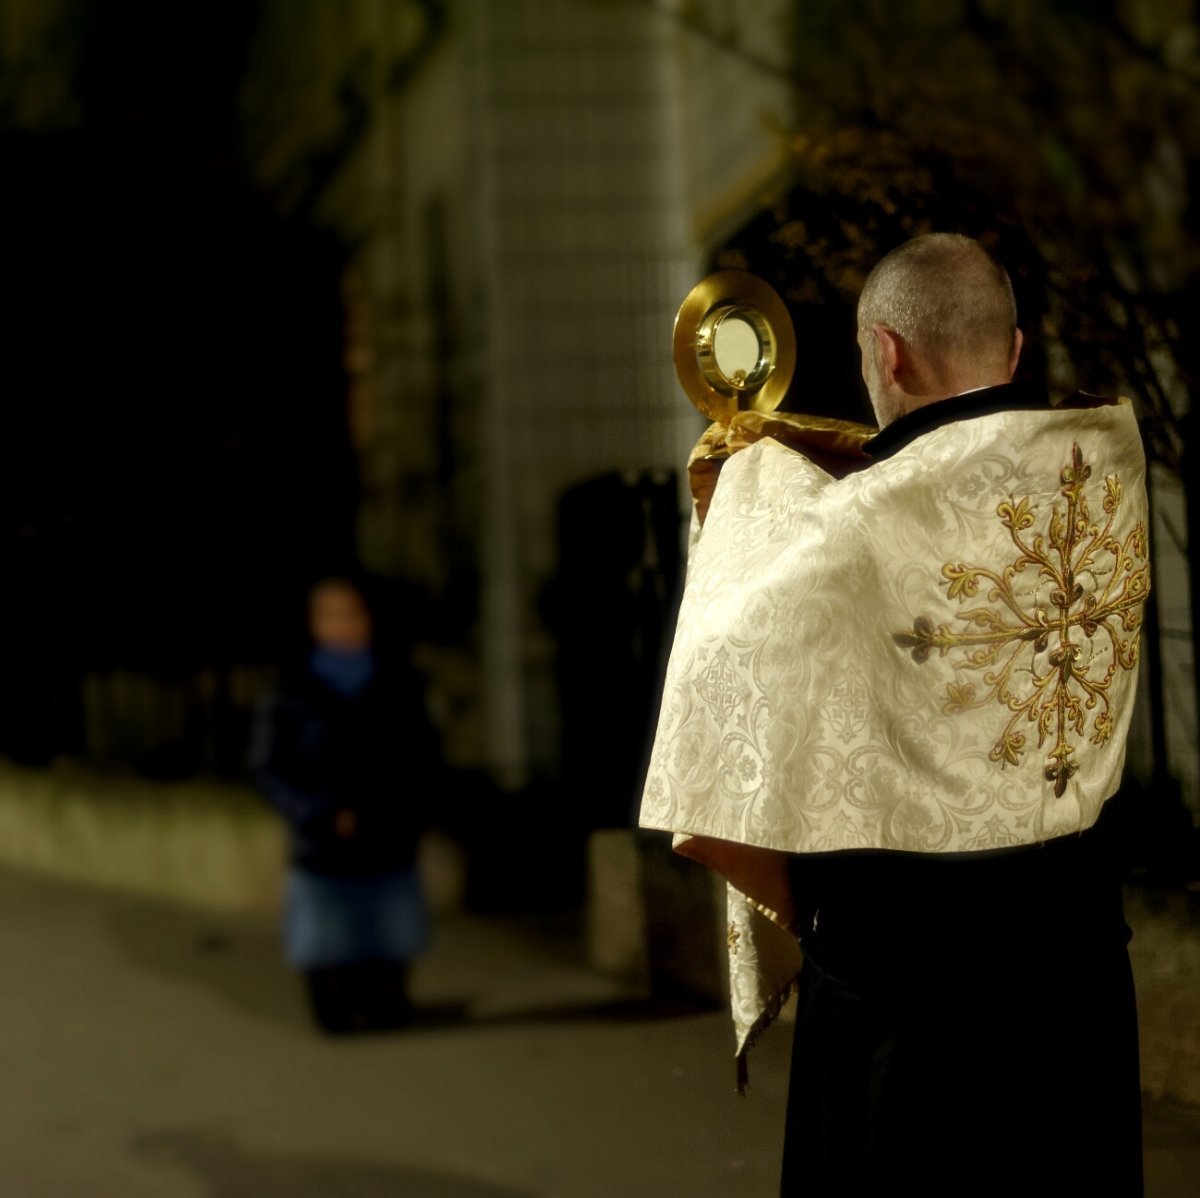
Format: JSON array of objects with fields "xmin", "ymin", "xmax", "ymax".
[
  {"xmin": 1009, "ymin": 328, "xmax": 1024, "ymax": 378},
  {"xmin": 871, "ymin": 323, "xmax": 902, "ymax": 386}
]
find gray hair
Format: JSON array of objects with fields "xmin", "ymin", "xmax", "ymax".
[{"xmin": 857, "ymin": 234, "xmax": 1017, "ymax": 367}]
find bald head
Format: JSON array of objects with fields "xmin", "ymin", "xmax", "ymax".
[{"xmin": 857, "ymin": 234, "xmax": 1022, "ymax": 427}]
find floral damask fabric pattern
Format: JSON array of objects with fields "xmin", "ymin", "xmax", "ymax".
[{"xmin": 640, "ymin": 401, "xmax": 1149, "ymax": 858}]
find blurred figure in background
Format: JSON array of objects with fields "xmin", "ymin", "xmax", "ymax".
[{"xmin": 251, "ymin": 575, "xmax": 434, "ymax": 1034}]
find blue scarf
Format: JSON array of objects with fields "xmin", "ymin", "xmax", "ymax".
[{"xmin": 309, "ymin": 647, "xmax": 376, "ymax": 698}]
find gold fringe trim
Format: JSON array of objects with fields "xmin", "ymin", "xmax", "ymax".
[
  {"xmin": 745, "ymin": 896, "xmax": 803, "ymax": 938},
  {"xmin": 734, "ymin": 969, "xmax": 802, "ymax": 1097}
]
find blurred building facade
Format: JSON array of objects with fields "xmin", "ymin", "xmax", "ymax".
[{"xmin": 239, "ymin": 0, "xmax": 797, "ymax": 807}]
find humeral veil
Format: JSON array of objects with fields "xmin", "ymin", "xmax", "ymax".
[{"xmin": 638, "ymin": 398, "xmax": 1150, "ymax": 1085}]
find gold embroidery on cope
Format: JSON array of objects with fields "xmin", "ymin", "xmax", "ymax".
[{"xmin": 895, "ymin": 443, "xmax": 1150, "ymax": 797}]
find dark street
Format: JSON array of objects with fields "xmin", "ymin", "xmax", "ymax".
[
  {"xmin": 0, "ymin": 865, "xmax": 1196, "ymax": 1196},
  {"xmin": 0, "ymin": 866, "xmax": 794, "ymax": 1197}
]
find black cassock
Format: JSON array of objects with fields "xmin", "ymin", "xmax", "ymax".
[{"xmin": 779, "ymin": 803, "xmax": 1143, "ymax": 1197}]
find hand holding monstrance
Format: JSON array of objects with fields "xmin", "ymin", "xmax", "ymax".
[{"xmin": 673, "ymin": 271, "xmax": 874, "ymax": 522}]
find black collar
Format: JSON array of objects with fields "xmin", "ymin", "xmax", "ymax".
[{"xmin": 863, "ymin": 381, "xmax": 1052, "ymax": 460}]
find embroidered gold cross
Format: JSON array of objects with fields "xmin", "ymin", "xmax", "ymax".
[{"xmin": 895, "ymin": 443, "xmax": 1149, "ymax": 797}]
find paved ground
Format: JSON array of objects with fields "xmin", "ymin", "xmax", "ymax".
[{"xmin": 0, "ymin": 868, "xmax": 1196, "ymax": 1197}]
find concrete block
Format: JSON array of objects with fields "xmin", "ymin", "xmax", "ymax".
[
  {"xmin": 587, "ymin": 828, "xmax": 651, "ymax": 987},
  {"xmin": 1127, "ymin": 886, "xmax": 1200, "ymax": 1107},
  {"xmin": 587, "ymin": 829, "xmax": 728, "ymax": 1002},
  {"xmin": 417, "ymin": 827, "xmax": 468, "ymax": 915}
]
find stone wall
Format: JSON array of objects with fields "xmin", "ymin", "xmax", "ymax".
[
  {"xmin": 0, "ymin": 761, "xmax": 470, "ymax": 917},
  {"xmin": 0, "ymin": 762, "xmax": 285, "ymax": 913}
]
